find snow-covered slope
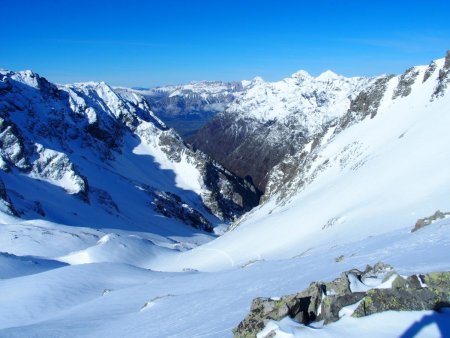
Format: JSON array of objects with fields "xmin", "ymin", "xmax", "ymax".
[
  {"xmin": 1, "ymin": 53, "xmax": 450, "ymax": 338},
  {"xmin": 192, "ymin": 71, "xmax": 375, "ymax": 191},
  {"xmin": 1, "ymin": 215, "xmax": 449, "ymax": 337},
  {"xmin": 0, "ymin": 69, "xmax": 259, "ymax": 241},
  {"xmin": 161, "ymin": 53, "xmax": 450, "ymax": 272},
  {"xmin": 130, "ymin": 81, "xmax": 246, "ymax": 139}
]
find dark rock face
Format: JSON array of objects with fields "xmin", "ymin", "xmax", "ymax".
[
  {"xmin": 192, "ymin": 112, "xmax": 308, "ymax": 192},
  {"xmin": 433, "ymin": 50, "xmax": 450, "ymax": 99},
  {"xmin": 322, "ymin": 292, "xmax": 366, "ymax": 324},
  {"xmin": 423, "ymin": 61, "xmax": 438, "ymax": 83},
  {"xmin": 340, "ymin": 75, "xmax": 394, "ymax": 129},
  {"xmin": 0, "ymin": 117, "xmax": 31, "ymax": 171},
  {"xmin": 392, "ymin": 67, "xmax": 419, "ymax": 99},
  {"xmin": 0, "ymin": 178, "xmax": 18, "ymax": 216},
  {"xmin": 200, "ymin": 161, "xmax": 261, "ymax": 220},
  {"xmin": 233, "ymin": 264, "xmax": 450, "ymax": 338},
  {"xmin": 233, "ymin": 282, "xmax": 325, "ymax": 338},
  {"xmin": 412, "ymin": 210, "xmax": 450, "ymax": 232},
  {"xmin": 152, "ymin": 190, "xmax": 213, "ymax": 232}
]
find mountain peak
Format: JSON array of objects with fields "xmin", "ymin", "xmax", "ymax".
[
  {"xmin": 316, "ymin": 70, "xmax": 341, "ymax": 81},
  {"xmin": 251, "ymin": 76, "xmax": 265, "ymax": 84},
  {"xmin": 291, "ymin": 70, "xmax": 312, "ymax": 80}
]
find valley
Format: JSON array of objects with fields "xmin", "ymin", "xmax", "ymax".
[{"xmin": 0, "ymin": 51, "xmax": 449, "ymax": 338}]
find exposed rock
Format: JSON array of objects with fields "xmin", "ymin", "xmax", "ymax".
[
  {"xmin": 322, "ymin": 292, "xmax": 366, "ymax": 324},
  {"xmin": 412, "ymin": 210, "xmax": 450, "ymax": 232},
  {"xmin": 423, "ymin": 61, "xmax": 437, "ymax": 83},
  {"xmin": 31, "ymin": 147, "xmax": 89, "ymax": 198},
  {"xmin": 422, "ymin": 271, "xmax": 450, "ymax": 291},
  {"xmin": 352, "ymin": 287, "xmax": 449, "ymax": 317},
  {"xmin": 0, "ymin": 178, "xmax": 18, "ymax": 216},
  {"xmin": 341, "ymin": 75, "xmax": 394, "ymax": 127},
  {"xmin": 432, "ymin": 50, "xmax": 450, "ymax": 99},
  {"xmin": 234, "ymin": 264, "xmax": 450, "ymax": 338},
  {"xmin": 0, "ymin": 117, "xmax": 31, "ymax": 171},
  {"xmin": 392, "ymin": 67, "xmax": 419, "ymax": 99},
  {"xmin": 152, "ymin": 190, "xmax": 213, "ymax": 232},
  {"xmin": 233, "ymin": 282, "xmax": 326, "ymax": 338}
]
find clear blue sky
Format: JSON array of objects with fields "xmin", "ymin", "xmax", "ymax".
[{"xmin": 1, "ymin": 0, "xmax": 449, "ymax": 87}]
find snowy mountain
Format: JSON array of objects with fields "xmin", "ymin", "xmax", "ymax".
[
  {"xmin": 131, "ymin": 81, "xmax": 246, "ymax": 139},
  {"xmin": 1, "ymin": 52, "xmax": 450, "ymax": 338},
  {"xmin": 165, "ymin": 52, "xmax": 450, "ymax": 272},
  {"xmin": 0, "ymin": 69, "xmax": 260, "ymax": 238},
  {"xmin": 191, "ymin": 70, "xmax": 375, "ymax": 191}
]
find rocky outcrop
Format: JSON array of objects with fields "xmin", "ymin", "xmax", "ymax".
[
  {"xmin": 432, "ymin": 50, "xmax": 450, "ymax": 99},
  {"xmin": 338, "ymin": 74, "xmax": 394, "ymax": 130},
  {"xmin": 392, "ymin": 67, "xmax": 419, "ymax": 99},
  {"xmin": 423, "ymin": 61, "xmax": 437, "ymax": 83},
  {"xmin": 412, "ymin": 210, "xmax": 450, "ymax": 232},
  {"xmin": 0, "ymin": 117, "xmax": 31, "ymax": 171},
  {"xmin": 233, "ymin": 263, "xmax": 450, "ymax": 338},
  {"xmin": 152, "ymin": 190, "xmax": 213, "ymax": 232},
  {"xmin": 0, "ymin": 178, "xmax": 18, "ymax": 216}
]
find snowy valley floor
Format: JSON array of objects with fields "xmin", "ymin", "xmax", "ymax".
[{"xmin": 0, "ymin": 216, "xmax": 450, "ymax": 337}]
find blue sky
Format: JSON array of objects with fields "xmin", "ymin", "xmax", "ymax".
[{"xmin": 1, "ymin": 0, "xmax": 449, "ymax": 87}]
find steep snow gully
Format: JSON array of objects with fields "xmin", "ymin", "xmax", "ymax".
[{"xmin": 0, "ymin": 52, "xmax": 450, "ymax": 338}]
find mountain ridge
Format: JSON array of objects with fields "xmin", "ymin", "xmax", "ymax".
[{"xmin": 0, "ymin": 69, "xmax": 260, "ymax": 238}]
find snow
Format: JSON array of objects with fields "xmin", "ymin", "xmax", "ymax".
[
  {"xmin": 130, "ymin": 80, "xmax": 244, "ymax": 102},
  {"xmin": 257, "ymin": 310, "xmax": 449, "ymax": 338},
  {"xmin": 225, "ymin": 68, "xmax": 372, "ymax": 126},
  {"xmin": 316, "ymin": 70, "xmax": 341, "ymax": 82},
  {"xmin": 348, "ymin": 272, "xmax": 371, "ymax": 292},
  {"xmin": 0, "ymin": 218, "xmax": 449, "ymax": 337},
  {"xmin": 161, "ymin": 58, "xmax": 450, "ymax": 271},
  {"xmin": 132, "ymin": 131, "xmax": 203, "ymax": 194},
  {"xmin": 1, "ymin": 57, "xmax": 450, "ymax": 337},
  {"xmin": 338, "ymin": 300, "xmax": 362, "ymax": 318}
]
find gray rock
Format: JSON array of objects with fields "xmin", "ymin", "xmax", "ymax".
[
  {"xmin": 412, "ymin": 210, "xmax": 450, "ymax": 232},
  {"xmin": 322, "ymin": 292, "xmax": 366, "ymax": 324},
  {"xmin": 234, "ymin": 265, "xmax": 450, "ymax": 338},
  {"xmin": 392, "ymin": 67, "xmax": 419, "ymax": 99},
  {"xmin": 152, "ymin": 190, "xmax": 213, "ymax": 232},
  {"xmin": 432, "ymin": 50, "xmax": 450, "ymax": 99},
  {"xmin": 423, "ymin": 61, "xmax": 437, "ymax": 83},
  {"xmin": 352, "ymin": 287, "xmax": 449, "ymax": 317},
  {"xmin": 0, "ymin": 178, "xmax": 18, "ymax": 216},
  {"xmin": 422, "ymin": 271, "xmax": 450, "ymax": 291}
]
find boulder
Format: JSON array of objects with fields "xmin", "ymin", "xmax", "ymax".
[
  {"xmin": 352, "ymin": 288, "xmax": 450, "ymax": 317},
  {"xmin": 233, "ymin": 264, "xmax": 450, "ymax": 338},
  {"xmin": 412, "ymin": 210, "xmax": 450, "ymax": 232}
]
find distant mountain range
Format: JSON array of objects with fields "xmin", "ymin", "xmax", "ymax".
[
  {"xmin": 0, "ymin": 51, "xmax": 449, "ymax": 338},
  {"xmin": 130, "ymin": 81, "xmax": 246, "ymax": 139}
]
